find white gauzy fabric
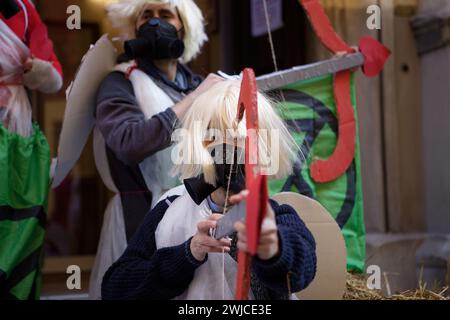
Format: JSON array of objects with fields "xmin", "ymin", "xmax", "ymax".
[
  {"xmin": 88, "ymin": 194, "xmax": 127, "ymax": 300},
  {"xmin": 0, "ymin": 20, "xmax": 32, "ymax": 137},
  {"xmin": 89, "ymin": 128, "xmax": 126, "ymax": 300},
  {"xmin": 155, "ymin": 191, "xmax": 255, "ymax": 300},
  {"xmin": 89, "ymin": 63, "xmax": 180, "ymax": 299},
  {"xmin": 115, "ymin": 62, "xmax": 179, "ymax": 207},
  {"xmin": 93, "ymin": 128, "xmax": 119, "ymax": 194}
]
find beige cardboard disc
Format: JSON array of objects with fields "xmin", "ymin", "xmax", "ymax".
[
  {"xmin": 272, "ymin": 192, "xmax": 347, "ymax": 300},
  {"xmin": 51, "ymin": 35, "xmax": 117, "ymax": 188}
]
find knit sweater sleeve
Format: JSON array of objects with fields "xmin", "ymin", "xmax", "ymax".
[
  {"xmin": 101, "ymin": 196, "xmax": 206, "ymax": 300},
  {"xmin": 251, "ymin": 200, "xmax": 317, "ymax": 295}
]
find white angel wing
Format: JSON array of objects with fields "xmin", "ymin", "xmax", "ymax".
[{"xmin": 51, "ymin": 35, "xmax": 117, "ymax": 188}]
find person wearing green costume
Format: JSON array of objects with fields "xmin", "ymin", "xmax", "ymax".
[{"xmin": 0, "ymin": 0, "xmax": 63, "ymax": 300}]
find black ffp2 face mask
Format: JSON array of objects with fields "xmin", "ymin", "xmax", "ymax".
[
  {"xmin": 184, "ymin": 144, "xmax": 246, "ymax": 205},
  {"xmin": 0, "ymin": 0, "xmax": 21, "ymax": 19},
  {"xmin": 124, "ymin": 18, "xmax": 185, "ymax": 60}
]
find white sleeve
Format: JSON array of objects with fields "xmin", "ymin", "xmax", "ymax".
[{"xmin": 23, "ymin": 58, "xmax": 63, "ymax": 94}]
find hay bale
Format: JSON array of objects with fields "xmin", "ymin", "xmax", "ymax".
[{"xmin": 343, "ymin": 272, "xmax": 449, "ymax": 300}]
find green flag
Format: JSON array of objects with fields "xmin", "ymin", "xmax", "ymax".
[
  {"xmin": 269, "ymin": 74, "xmax": 366, "ymax": 272},
  {"xmin": 0, "ymin": 123, "xmax": 50, "ymax": 299}
]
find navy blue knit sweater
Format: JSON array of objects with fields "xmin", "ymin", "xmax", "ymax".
[{"xmin": 101, "ymin": 196, "xmax": 317, "ymax": 300}]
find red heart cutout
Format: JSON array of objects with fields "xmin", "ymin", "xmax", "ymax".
[{"xmin": 359, "ymin": 36, "xmax": 391, "ymax": 77}]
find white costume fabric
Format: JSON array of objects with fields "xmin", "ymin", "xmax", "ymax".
[
  {"xmin": 0, "ymin": 19, "xmax": 32, "ymax": 137},
  {"xmin": 155, "ymin": 191, "xmax": 255, "ymax": 300},
  {"xmin": 89, "ymin": 62, "xmax": 179, "ymax": 299}
]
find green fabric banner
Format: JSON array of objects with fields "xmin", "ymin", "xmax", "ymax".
[
  {"xmin": 0, "ymin": 123, "xmax": 50, "ymax": 300},
  {"xmin": 269, "ymin": 74, "xmax": 366, "ymax": 272}
]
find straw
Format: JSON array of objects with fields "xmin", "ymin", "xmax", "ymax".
[{"xmin": 343, "ymin": 272, "xmax": 449, "ymax": 300}]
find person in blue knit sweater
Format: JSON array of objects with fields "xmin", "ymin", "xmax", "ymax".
[{"xmin": 101, "ymin": 80, "xmax": 317, "ymax": 300}]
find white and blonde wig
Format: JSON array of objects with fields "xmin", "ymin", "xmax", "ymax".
[
  {"xmin": 173, "ymin": 80, "xmax": 301, "ymax": 186},
  {"xmin": 107, "ymin": 0, "xmax": 207, "ymax": 64}
]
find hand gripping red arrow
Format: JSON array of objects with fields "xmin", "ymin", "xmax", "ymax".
[
  {"xmin": 299, "ymin": 0, "xmax": 390, "ymax": 183},
  {"xmin": 235, "ymin": 68, "xmax": 269, "ymax": 300}
]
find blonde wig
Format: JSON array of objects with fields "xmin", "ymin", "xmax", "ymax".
[
  {"xmin": 173, "ymin": 80, "xmax": 301, "ymax": 186},
  {"xmin": 107, "ymin": 0, "xmax": 207, "ymax": 64}
]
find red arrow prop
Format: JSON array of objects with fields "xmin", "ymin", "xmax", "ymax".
[
  {"xmin": 298, "ymin": 0, "xmax": 390, "ymax": 183},
  {"xmin": 235, "ymin": 68, "xmax": 269, "ymax": 300}
]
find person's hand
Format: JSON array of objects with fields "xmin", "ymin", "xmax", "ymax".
[
  {"xmin": 22, "ymin": 57, "xmax": 62, "ymax": 93},
  {"xmin": 172, "ymin": 73, "xmax": 224, "ymax": 119},
  {"xmin": 23, "ymin": 58, "xmax": 34, "ymax": 73},
  {"xmin": 333, "ymin": 46, "xmax": 359, "ymax": 59},
  {"xmin": 333, "ymin": 46, "xmax": 360, "ymax": 72},
  {"xmin": 230, "ymin": 190, "xmax": 280, "ymax": 261},
  {"xmin": 190, "ymin": 213, "xmax": 231, "ymax": 262},
  {"xmin": 189, "ymin": 73, "xmax": 224, "ymax": 100}
]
